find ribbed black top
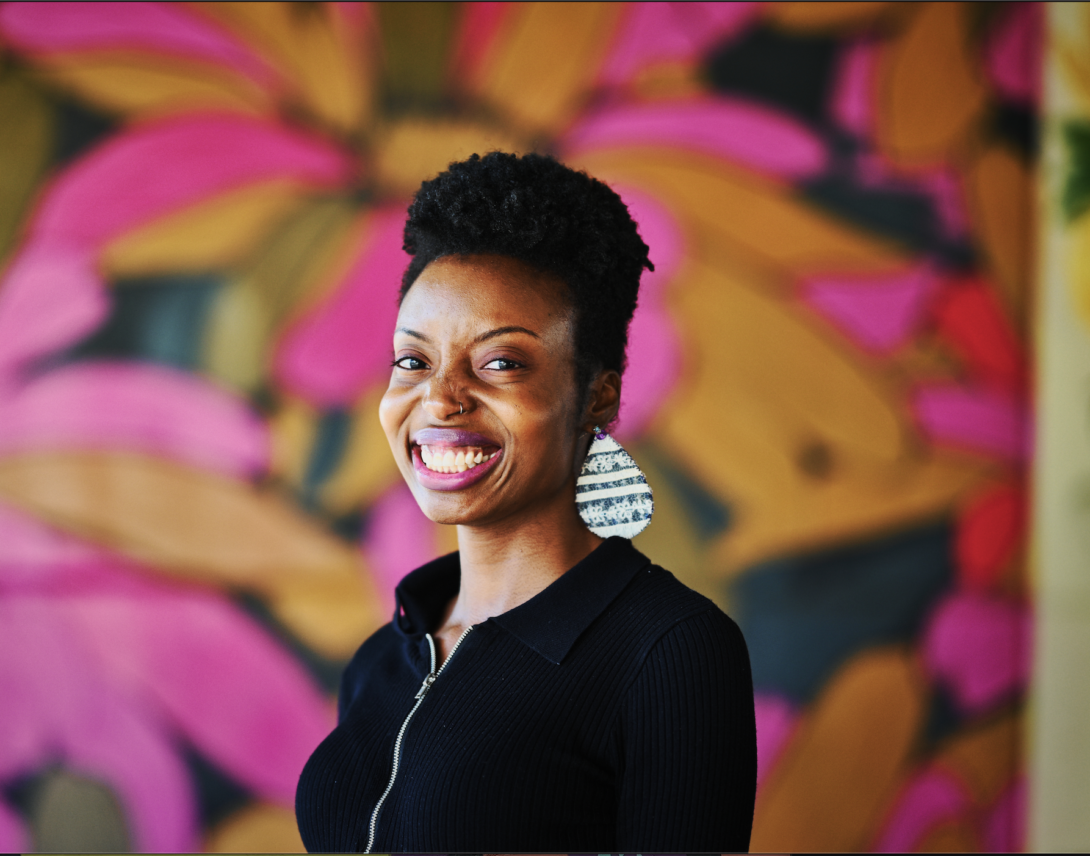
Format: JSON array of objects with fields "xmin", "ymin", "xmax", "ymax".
[{"xmin": 295, "ymin": 537, "xmax": 756, "ymax": 852}]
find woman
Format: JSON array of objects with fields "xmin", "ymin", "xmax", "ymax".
[{"xmin": 295, "ymin": 152, "xmax": 757, "ymax": 852}]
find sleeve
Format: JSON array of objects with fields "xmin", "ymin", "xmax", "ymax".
[{"xmin": 615, "ymin": 608, "xmax": 757, "ymax": 852}]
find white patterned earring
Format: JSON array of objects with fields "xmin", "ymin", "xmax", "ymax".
[{"xmin": 575, "ymin": 426, "xmax": 653, "ymax": 539}]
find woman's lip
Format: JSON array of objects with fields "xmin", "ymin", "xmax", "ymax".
[
  {"xmin": 411, "ymin": 445, "xmax": 502, "ymax": 491},
  {"xmin": 412, "ymin": 427, "xmax": 499, "ymax": 447}
]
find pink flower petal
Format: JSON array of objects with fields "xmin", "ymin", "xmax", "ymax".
[
  {"xmin": 30, "ymin": 114, "xmax": 355, "ymax": 248},
  {"xmin": 0, "ymin": 242, "xmax": 107, "ymax": 378},
  {"xmin": 875, "ymin": 766, "xmax": 971, "ymax": 852},
  {"xmin": 922, "ymin": 592, "xmax": 1033, "ymax": 716},
  {"xmin": 985, "ymin": 3, "xmax": 1042, "ymax": 109},
  {"xmin": 273, "ymin": 207, "xmax": 407, "ymax": 406},
  {"xmin": 611, "ymin": 187, "xmax": 684, "ymax": 440},
  {"xmin": 831, "ymin": 40, "xmax": 878, "ymax": 139},
  {"xmin": 913, "ymin": 385, "xmax": 1030, "ymax": 459},
  {"xmin": 0, "ymin": 598, "xmax": 82, "ymax": 780},
  {"xmin": 68, "ymin": 589, "xmax": 334, "ymax": 805},
  {"xmin": 362, "ymin": 483, "xmax": 441, "ymax": 614},
  {"xmin": 0, "ymin": 801, "xmax": 28, "ymax": 853},
  {"xmin": 617, "ymin": 185, "xmax": 684, "ymax": 282},
  {"xmin": 984, "ymin": 775, "xmax": 1026, "ymax": 852},
  {"xmin": 565, "ymin": 98, "xmax": 827, "ymax": 178},
  {"xmin": 598, "ymin": 2, "xmax": 759, "ymax": 87},
  {"xmin": 802, "ymin": 263, "xmax": 941, "ymax": 353},
  {"xmin": 2, "ymin": 596, "xmax": 199, "ymax": 849},
  {"xmin": 0, "ymin": 362, "xmax": 269, "ymax": 478},
  {"xmin": 754, "ymin": 692, "xmax": 798, "ymax": 788},
  {"xmin": 0, "ymin": 2, "xmax": 279, "ymax": 89},
  {"xmin": 0, "ymin": 501, "xmax": 130, "ymax": 594},
  {"xmin": 59, "ymin": 678, "xmax": 199, "ymax": 852}
]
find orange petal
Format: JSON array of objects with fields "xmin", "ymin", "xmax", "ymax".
[
  {"xmin": 766, "ymin": 2, "xmax": 896, "ymax": 31},
  {"xmin": 752, "ymin": 648, "xmax": 926, "ymax": 851},
  {"xmin": 876, "ymin": 3, "xmax": 988, "ymax": 167},
  {"xmin": 933, "ymin": 711, "xmax": 1022, "ymax": 807},
  {"xmin": 966, "ymin": 145, "xmax": 1035, "ymax": 318}
]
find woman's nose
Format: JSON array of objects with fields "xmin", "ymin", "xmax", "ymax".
[{"xmin": 421, "ymin": 368, "xmax": 469, "ymax": 420}]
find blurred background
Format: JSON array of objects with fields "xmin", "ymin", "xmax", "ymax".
[{"xmin": 0, "ymin": 1, "xmax": 1085, "ymax": 852}]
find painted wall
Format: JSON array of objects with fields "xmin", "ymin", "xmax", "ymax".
[{"xmin": 0, "ymin": 3, "xmax": 1039, "ymax": 851}]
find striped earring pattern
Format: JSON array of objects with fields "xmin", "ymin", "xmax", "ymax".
[{"xmin": 575, "ymin": 427, "xmax": 653, "ymax": 539}]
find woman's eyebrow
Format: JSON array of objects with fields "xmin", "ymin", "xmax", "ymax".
[
  {"xmin": 395, "ymin": 327, "xmax": 431, "ymax": 342},
  {"xmin": 474, "ymin": 325, "xmax": 540, "ymax": 343}
]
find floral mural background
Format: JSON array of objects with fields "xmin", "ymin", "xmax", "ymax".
[{"xmin": 0, "ymin": 2, "xmax": 1040, "ymax": 852}]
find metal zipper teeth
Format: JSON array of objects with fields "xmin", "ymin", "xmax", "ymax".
[{"xmin": 363, "ymin": 625, "xmax": 473, "ymax": 854}]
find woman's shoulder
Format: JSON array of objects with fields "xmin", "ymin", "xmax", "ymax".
[{"xmin": 598, "ymin": 559, "xmax": 748, "ymax": 664}]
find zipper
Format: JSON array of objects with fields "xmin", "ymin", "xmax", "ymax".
[{"xmin": 363, "ymin": 625, "xmax": 473, "ymax": 853}]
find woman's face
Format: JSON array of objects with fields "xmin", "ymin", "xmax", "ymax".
[{"xmin": 380, "ymin": 254, "xmax": 606, "ymax": 529}]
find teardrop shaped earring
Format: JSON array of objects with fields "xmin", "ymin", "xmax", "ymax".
[{"xmin": 575, "ymin": 426, "xmax": 653, "ymax": 539}]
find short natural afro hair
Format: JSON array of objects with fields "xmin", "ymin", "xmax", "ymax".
[{"xmin": 400, "ymin": 151, "xmax": 654, "ymax": 399}]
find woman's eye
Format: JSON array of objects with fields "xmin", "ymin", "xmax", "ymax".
[
  {"xmin": 482, "ymin": 358, "xmax": 522, "ymax": 371},
  {"xmin": 393, "ymin": 356, "xmax": 428, "ymax": 371}
]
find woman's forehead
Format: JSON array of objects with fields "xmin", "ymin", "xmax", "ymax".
[{"xmin": 398, "ymin": 255, "xmax": 574, "ymax": 336}]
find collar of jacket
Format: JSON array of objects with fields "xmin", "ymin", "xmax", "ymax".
[{"xmin": 392, "ymin": 536, "xmax": 652, "ymax": 665}]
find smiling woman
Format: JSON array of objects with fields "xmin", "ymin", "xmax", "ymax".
[{"xmin": 294, "ymin": 152, "xmax": 757, "ymax": 852}]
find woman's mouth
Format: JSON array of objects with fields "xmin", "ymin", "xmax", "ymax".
[
  {"xmin": 419, "ymin": 445, "xmax": 498, "ymax": 473},
  {"xmin": 409, "ymin": 428, "xmax": 503, "ymax": 491}
]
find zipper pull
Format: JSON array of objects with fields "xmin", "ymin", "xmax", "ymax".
[{"xmin": 414, "ymin": 672, "xmax": 436, "ymax": 700}]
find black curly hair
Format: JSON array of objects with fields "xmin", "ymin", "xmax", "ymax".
[{"xmin": 400, "ymin": 151, "xmax": 654, "ymax": 404}]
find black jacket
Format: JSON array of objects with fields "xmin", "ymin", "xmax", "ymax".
[{"xmin": 295, "ymin": 537, "xmax": 756, "ymax": 852}]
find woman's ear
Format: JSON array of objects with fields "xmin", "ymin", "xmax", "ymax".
[{"xmin": 583, "ymin": 370, "xmax": 622, "ymax": 432}]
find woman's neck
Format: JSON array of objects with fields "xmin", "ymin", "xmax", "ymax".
[{"xmin": 445, "ymin": 501, "xmax": 602, "ymax": 628}]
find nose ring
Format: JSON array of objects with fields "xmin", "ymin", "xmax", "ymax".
[{"xmin": 459, "ymin": 402, "xmax": 464, "ymax": 415}]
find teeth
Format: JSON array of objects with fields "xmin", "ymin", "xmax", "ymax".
[{"xmin": 419, "ymin": 445, "xmax": 496, "ymax": 473}]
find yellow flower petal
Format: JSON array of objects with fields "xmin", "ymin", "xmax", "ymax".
[
  {"xmin": 100, "ymin": 178, "xmax": 307, "ymax": 278},
  {"xmin": 752, "ymin": 648, "xmax": 925, "ymax": 851},
  {"xmin": 573, "ymin": 147, "xmax": 908, "ymax": 277},
  {"xmin": 197, "ymin": 2, "xmax": 373, "ymax": 135},
  {"xmin": 33, "ymin": 51, "xmax": 274, "ymax": 119},
  {"xmin": 377, "ymin": 2, "xmax": 458, "ymax": 105},
  {"xmin": 468, "ymin": 2, "xmax": 622, "ymax": 134},
  {"xmin": 655, "ymin": 257, "xmax": 990, "ymax": 573},
  {"xmin": 373, "ymin": 115, "xmax": 530, "ymax": 197},
  {"xmin": 268, "ymin": 567, "xmax": 385, "ymax": 659},
  {"xmin": 0, "ymin": 450, "xmax": 359, "ymax": 589},
  {"xmin": 0, "ymin": 71, "xmax": 54, "ymax": 263},
  {"xmin": 205, "ymin": 802, "xmax": 305, "ymax": 854},
  {"xmin": 201, "ymin": 198, "xmax": 362, "ymax": 393},
  {"xmin": 318, "ymin": 386, "xmax": 401, "ymax": 515}
]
